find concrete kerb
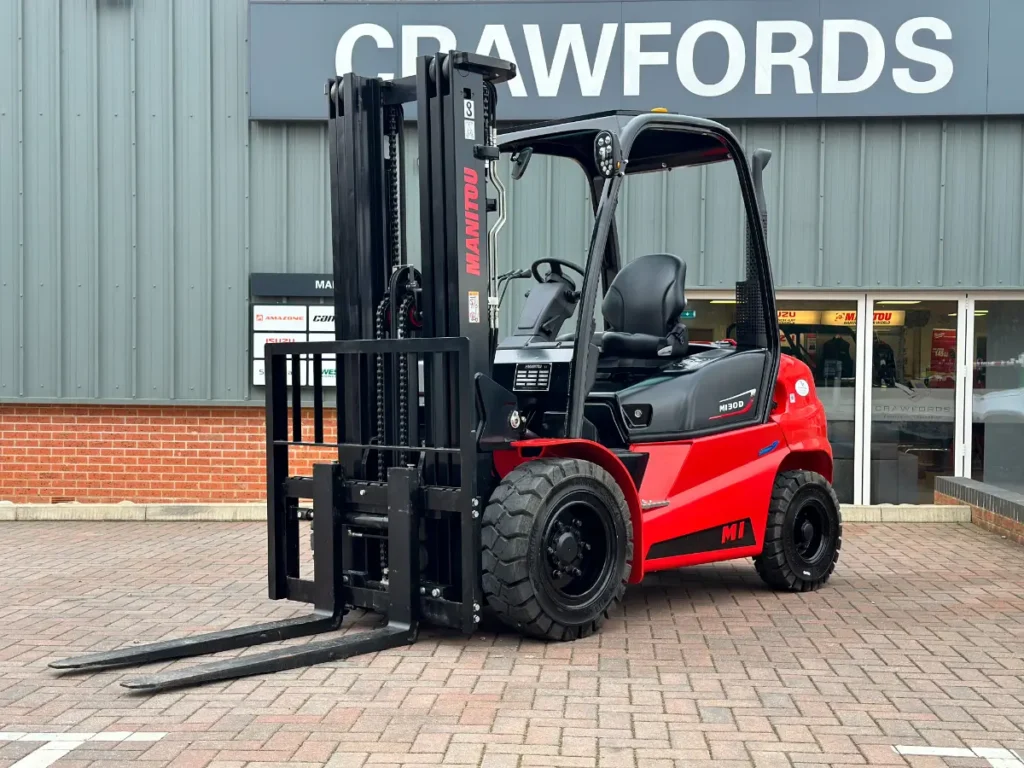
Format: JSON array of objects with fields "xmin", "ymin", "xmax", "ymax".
[
  {"xmin": 0, "ymin": 502, "xmax": 972, "ymax": 523},
  {"xmin": 0, "ymin": 503, "xmax": 265, "ymax": 522},
  {"xmin": 840, "ymin": 504, "xmax": 971, "ymax": 523}
]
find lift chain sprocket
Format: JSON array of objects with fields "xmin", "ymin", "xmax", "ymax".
[
  {"xmin": 397, "ymin": 292, "xmax": 416, "ymax": 466},
  {"xmin": 387, "ymin": 107, "xmax": 401, "ymax": 271},
  {"xmin": 374, "ymin": 297, "xmax": 389, "ymax": 481}
]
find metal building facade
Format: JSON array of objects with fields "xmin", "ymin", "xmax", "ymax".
[{"xmin": 2, "ymin": 0, "xmax": 1023, "ymax": 405}]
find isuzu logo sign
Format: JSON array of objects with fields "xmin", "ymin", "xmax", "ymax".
[{"xmin": 249, "ymin": 0, "xmax": 1019, "ymax": 121}]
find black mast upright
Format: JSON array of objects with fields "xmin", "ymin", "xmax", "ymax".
[
  {"xmin": 48, "ymin": 50, "xmax": 518, "ymax": 693},
  {"xmin": 417, "ymin": 52, "xmax": 515, "ymax": 491}
]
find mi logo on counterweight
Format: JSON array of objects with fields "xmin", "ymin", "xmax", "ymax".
[
  {"xmin": 721, "ymin": 520, "xmax": 747, "ymax": 544},
  {"xmin": 645, "ymin": 516, "xmax": 757, "ymax": 560}
]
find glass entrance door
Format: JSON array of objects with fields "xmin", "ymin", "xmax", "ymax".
[
  {"xmin": 965, "ymin": 296, "xmax": 1024, "ymax": 493},
  {"xmin": 864, "ymin": 298, "xmax": 961, "ymax": 504},
  {"xmin": 777, "ymin": 300, "xmax": 860, "ymax": 504}
]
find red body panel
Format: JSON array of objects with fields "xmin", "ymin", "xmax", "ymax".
[
  {"xmin": 770, "ymin": 354, "xmax": 833, "ymax": 481},
  {"xmin": 633, "ymin": 422, "xmax": 786, "ymax": 573},
  {"xmin": 491, "ymin": 355, "xmax": 832, "ymax": 583}
]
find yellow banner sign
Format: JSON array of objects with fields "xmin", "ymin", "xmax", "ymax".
[
  {"xmin": 777, "ymin": 310, "xmax": 822, "ymax": 324},
  {"xmin": 818, "ymin": 310, "xmax": 906, "ymax": 327}
]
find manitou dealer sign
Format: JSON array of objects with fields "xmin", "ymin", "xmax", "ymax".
[{"xmin": 248, "ymin": 0, "xmax": 1022, "ymax": 121}]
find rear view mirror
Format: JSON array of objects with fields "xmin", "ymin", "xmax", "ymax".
[
  {"xmin": 594, "ymin": 130, "xmax": 622, "ymax": 178},
  {"xmin": 511, "ymin": 147, "xmax": 534, "ymax": 180}
]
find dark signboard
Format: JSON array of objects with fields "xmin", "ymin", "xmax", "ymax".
[
  {"xmin": 249, "ymin": 0, "xmax": 1023, "ymax": 122},
  {"xmin": 250, "ymin": 272, "xmax": 334, "ymax": 298},
  {"xmin": 248, "ymin": 273, "xmax": 337, "ymax": 387}
]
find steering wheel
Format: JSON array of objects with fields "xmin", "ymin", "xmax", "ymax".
[{"xmin": 530, "ymin": 258, "xmax": 586, "ymax": 291}]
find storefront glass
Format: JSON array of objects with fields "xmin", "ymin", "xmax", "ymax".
[
  {"xmin": 686, "ymin": 298, "xmax": 858, "ymax": 503},
  {"xmin": 970, "ymin": 300, "xmax": 1024, "ymax": 493},
  {"xmin": 868, "ymin": 300, "xmax": 958, "ymax": 504},
  {"xmin": 779, "ymin": 301, "xmax": 858, "ymax": 504}
]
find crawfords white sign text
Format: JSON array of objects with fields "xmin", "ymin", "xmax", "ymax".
[
  {"xmin": 249, "ymin": 0, "xmax": 1020, "ymax": 121},
  {"xmin": 335, "ymin": 18, "xmax": 952, "ymax": 99}
]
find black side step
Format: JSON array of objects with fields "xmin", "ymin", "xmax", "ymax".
[{"xmin": 49, "ymin": 466, "xmax": 422, "ymax": 692}]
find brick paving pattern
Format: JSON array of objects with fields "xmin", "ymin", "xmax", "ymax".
[{"xmin": 1, "ymin": 520, "xmax": 1022, "ymax": 767}]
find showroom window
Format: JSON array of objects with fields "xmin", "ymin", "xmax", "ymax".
[
  {"xmin": 777, "ymin": 301, "xmax": 858, "ymax": 505},
  {"xmin": 687, "ymin": 294, "xmax": 1024, "ymax": 505},
  {"xmin": 867, "ymin": 300, "xmax": 959, "ymax": 504},
  {"xmin": 969, "ymin": 300, "xmax": 1024, "ymax": 493}
]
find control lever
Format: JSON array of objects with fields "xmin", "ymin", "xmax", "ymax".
[{"xmin": 496, "ymin": 269, "xmax": 531, "ymax": 309}]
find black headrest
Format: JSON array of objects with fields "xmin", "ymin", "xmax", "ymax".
[{"xmin": 602, "ymin": 253, "xmax": 687, "ymax": 337}]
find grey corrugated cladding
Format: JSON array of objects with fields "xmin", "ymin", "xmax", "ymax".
[{"xmin": 1, "ymin": 0, "xmax": 1023, "ymax": 404}]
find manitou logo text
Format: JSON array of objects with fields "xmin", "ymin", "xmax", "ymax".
[
  {"xmin": 711, "ymin": 388, "xmax": 756, "ymax": 419},
  {"xmin": 464, "ymin": 167, "xmax": 481, "ymax": 276},
  {"xmin": 722, "ymin": 520, "xmax": 746, "ymax": 544}
]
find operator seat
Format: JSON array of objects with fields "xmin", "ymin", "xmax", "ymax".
[{"xmin": 600, "ymin": 253, "xmax": 689, "ymax": 359}]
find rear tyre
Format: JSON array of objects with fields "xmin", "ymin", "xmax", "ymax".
[
  {"xmin": 481, "ymin": 458, "xmax": 633, "ymax": 641},
  {"xmin": 754, "ymin": 470, "xmax": 842, "ymax": 592}
]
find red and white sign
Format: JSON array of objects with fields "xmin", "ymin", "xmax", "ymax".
[
  {"xmin": 253, "ymin": 332, "xmax": 306, "ymax": 359},
  {"xmin": 250, "ymin": 301, "xmax": 342, "ymax": 387},
  {"xmin": 253, "ymin": 304, "xmax": 307, "ymax": 332},
  {"xmin": 930, "ymin": 328, "xmax": 957, "ymax": 375}
]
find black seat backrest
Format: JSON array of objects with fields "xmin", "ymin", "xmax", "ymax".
[{"xmin": 602, "ymin": 253, "xmax": 687, "ymax": 337}]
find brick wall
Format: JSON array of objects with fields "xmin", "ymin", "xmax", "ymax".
[
  {"xmin": 936, "ymin": 489, "xmax": 1024, "ymax": 546},
  {"xmin": 0, "ymin": 405, "xmax": 339, "ymax": 504}
]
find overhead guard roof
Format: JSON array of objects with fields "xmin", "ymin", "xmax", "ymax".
[{"xmin": 496, "ymin": 109, "xmax": 737, "ymax": 175}]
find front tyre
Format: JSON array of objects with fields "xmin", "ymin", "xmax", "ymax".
[
  {"xmin": 481, "ymin": 458, "xmax": 633, "ymax": 641},
  {"xmin": 754, "ymin": 470, "xmax": 842, "ymax": 592}
]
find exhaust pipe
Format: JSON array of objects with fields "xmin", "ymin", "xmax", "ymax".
[
  {"xmin": 750, "ymin": 148, "xmax": 771, "ymax": 238},
  {"xmin": 738, "ymin": 148, "xmax": 772, "ymax": 350}
]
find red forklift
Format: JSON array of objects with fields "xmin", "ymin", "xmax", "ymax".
[{"xmin": 51, "ymin": 51, "xmax": 840, "ymax": 691}]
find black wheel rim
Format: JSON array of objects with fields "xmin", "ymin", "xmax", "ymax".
[
  {"xmin": 791, "ymin": 498, "xmax": 832, "ymax": 567},
  {"xmin": 540, "ymin": 490, "xmax": 616, "ymax": 608}
]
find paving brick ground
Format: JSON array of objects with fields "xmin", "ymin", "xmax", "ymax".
[{"xmin": 1, "ymin": 520, "xmax": 1022, "ymax": 768}]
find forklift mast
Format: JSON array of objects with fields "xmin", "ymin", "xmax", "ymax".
[
  {"xmin": 49, "ymin": 51, "xmax": 519, "ymax": 693},
  {"xmin": 328, "ymin": 51, "xmax": 515, "ymax": 492}
]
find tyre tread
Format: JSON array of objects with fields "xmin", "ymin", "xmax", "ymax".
[
  {"xmin": 481, "ymin": 458, "xmax": 633, "ymax": 641},
  {"xmin": 754, "ymin": 469, "xmax": 842, "ymax": 592}
]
